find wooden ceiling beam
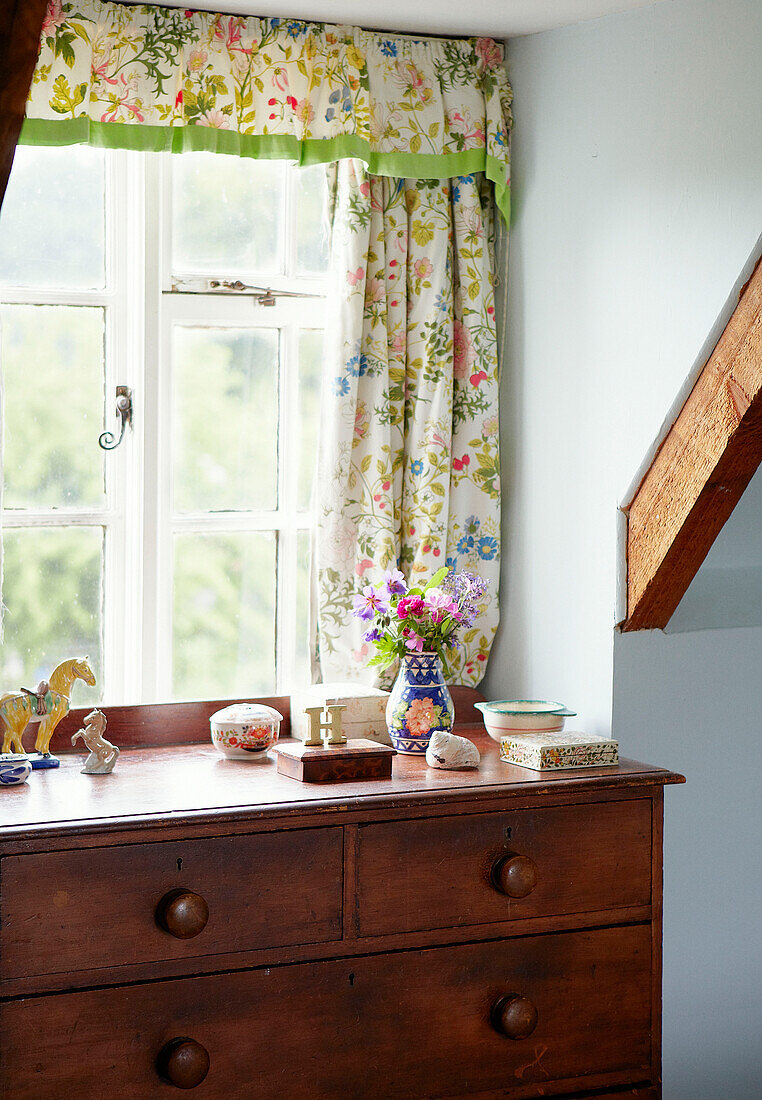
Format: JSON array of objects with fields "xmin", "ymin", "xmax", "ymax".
[
  {"xmin": 622, "ymin": 254, "xmax": 762, "ymax": 632},
  {"xmin": 0, "ymin": 0, "xmax": 48, "ymax": 211}
]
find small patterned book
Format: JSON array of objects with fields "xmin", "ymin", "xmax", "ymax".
[{"xmin": 500, "ymin": 732, "xmax": 619, "ymax": 771}]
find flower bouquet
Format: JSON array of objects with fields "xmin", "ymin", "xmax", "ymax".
[{"xmin": 353, "ymin": 567, "xmax": 487, "ymax": 754}]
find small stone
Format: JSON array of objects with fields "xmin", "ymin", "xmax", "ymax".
[{"xmin": 425, "ymin": 731, "xmax": 480, "ymax": 770}]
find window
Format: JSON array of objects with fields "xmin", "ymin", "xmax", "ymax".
[{"xmin": 0, "ymin": 145, "xmax": 328, "ymax": 704}]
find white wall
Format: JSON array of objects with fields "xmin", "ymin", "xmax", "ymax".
[{"xmin": 484, "ymin": 1, "xmax": 762, "ymax": 1095}]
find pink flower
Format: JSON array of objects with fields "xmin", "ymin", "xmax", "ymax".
[
  {"xmin": 404, "ymin": 631, "xmax": 425, "ymax": 653},
  {"xmin": 453, "ymin": 319, "xmax": 475, "ymax": 379},
  {"xmin": 424, "ymin": 588, "xmax": 461, "ymax": 624},
  {"xmin": 215, "ymin": 17, "xmax": 243, "ymax": 49},
  {"xmin": 41, "ymin": 0, "xmax": 66, "ymax": 37},
  {"xmin": 346, "ymin": 267, "xmax": 365, "ymax": 287},
  {"xmin": 393, "ymin": 60, "xmax": 431, "ymax": 105},
  {"xmin": 413, "ymin": 258, "xmax": 433, "ymax": 280},
  {"xmin": 475, "ymin": 37, "xmax": 503, "ymax": 71},
  {"xmin": 294, "ymin": 98, "xmax": 315, "ymax": 126},
  {"xmin": 91, "ymin": 40, "xmax": 115, "ymax": 83},
  {"xmin": 365, "ymin": 277, "xmax": 384, "ymax": 303},
  {"xmin": 198, "ymin": 108, "xmax": 229, "ymax": 128},
  {"xmin": 397, "ymin": 595, "xmax": 425, "ymax": 620},
  {"xmin": 359, "ymin": 181, "xmax": 371, "ymax": 197},
  {"xmin": 354, "ymin": 404, "xmax": 369, "ymax": 438},
  {"xmin": 187, "ymin": 47, "xmax": 208, "ymax": 73},
  {"xmin": 355, "ymin": 558, "xmax": 374, "ymax": 577},
  {"xmin": 405, "ymin": 696, "xmax": 436, "ymax": 736}
]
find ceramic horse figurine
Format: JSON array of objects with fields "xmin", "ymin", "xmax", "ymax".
[
  {"xmin": 0, "ymin": 658, "xmax": 96, "ymax": 763},
  {"xmin": 72, "ymin": 709, "xmax": 119, "ymax": 774}
]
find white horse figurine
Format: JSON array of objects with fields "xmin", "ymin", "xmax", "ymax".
[{"xmin": 72, "ymin": 709, "xmax": 119, "ymax": 775}]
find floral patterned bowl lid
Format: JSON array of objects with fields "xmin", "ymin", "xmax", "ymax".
[{"xmin": 210, "ymin": 703, "xmax": 283, "ymax": 730}]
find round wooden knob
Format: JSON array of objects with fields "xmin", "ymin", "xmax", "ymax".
[
  {"xmin": 157, "ymin": 1037, "xmax": 210, "ymax": 1089},
  {"xmin": 490, "ymin": 853, "xmax": 538, "ymax": 898},
  {"xmin": 156, "ymin": 890, "xmax": 209, "ymax": 939},
  {"xmin": 491, "ymin": 995, "xmax": 539, "ymax": 1040}
]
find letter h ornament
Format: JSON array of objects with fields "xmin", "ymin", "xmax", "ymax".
[{"xmin": 303, "ymin": 705, "xmax": 347, "ymax": 746}]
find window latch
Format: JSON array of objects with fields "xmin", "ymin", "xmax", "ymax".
[{"xmin": 99, "ymin": 385, "xmax": 133, "ymax": 451}]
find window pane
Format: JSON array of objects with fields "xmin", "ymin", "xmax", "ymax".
[
  {"xmin": 172, "ymin": 326, "xmax": 279, "ymax": 512},
  {"xmin": 296, "ymin": 329, "xmax": 323, "ymax": 510},
  {"xmin": 172, "ymin": 531, "xmax": 276, "ymax": 699},
  {"xmin": 294, "ymin": 529, "xmax": 311, "ymax": 686},
  {"xmin": 1, "ymin": 305, "xmax": 106, "ymax": 510},
  {"xmin": 0, "ymin": 145, "xmax": 105, "ymax": 289},
  {"xmin": 172, "ymin": 154, "xmax": 284, "ymax": 276},
  {"xmin": 0, "ymin": 527, "xmax": 103, "ymax": 712},
  {"xmin": 294, "ymin": 165, "xmax": 329, "ymax": 274}
]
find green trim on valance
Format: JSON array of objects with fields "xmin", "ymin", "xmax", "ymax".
[
  {"xmin": 24, "ymin": 0, "xmax": 512, "ymax": 223},
  {"xmin": 20, "ymin": 116, "xmax": 510, "ymax": 223}
]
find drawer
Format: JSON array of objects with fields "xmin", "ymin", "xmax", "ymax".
[
  {"xmin": 356, "ymin": 799, "xmax": 651, "ymax": 936},
  {"xmin": 0, "ymin": 925, "xmax": 652, "ymax": 1098},
  {"xmin": 0, "ymin": 827, "xmax": 342, "ymax": 980}
]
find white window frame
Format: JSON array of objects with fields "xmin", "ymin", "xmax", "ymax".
[{"xmin": 1, "ymin": 146, "xmax": 327, "ymax": 704}]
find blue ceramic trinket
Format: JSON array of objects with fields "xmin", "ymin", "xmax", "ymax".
[{"xmin": 0, "ymin": 754, "xmax": 32, "ymax": 786}]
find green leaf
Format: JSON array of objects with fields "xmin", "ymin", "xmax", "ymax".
[
  {"xmin": 59, "ymin": 39, "xmax": 76, "ymax": 67},
  {"xmin": 424, "ymin": 567, "xmax": 449, "ymax": 591},
  {"xmin": 360, "ymin": 454, "xmax": 372, "ymax": 473}
]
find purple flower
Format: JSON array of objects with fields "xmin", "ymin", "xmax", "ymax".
[
  {"xmin": 363, "ymin": 626, "xmax": 382, "ymax": 643},
  {"xmin": 442, "ymin": 569, "xmax": 488, "ymax": 627},
  {"xmin": 383, "ymin": 568, "xmax": 407, "ymax": 597},
  {"xmin": 352, "ymin": 584, "xmax": 390, "ymax": 620}
]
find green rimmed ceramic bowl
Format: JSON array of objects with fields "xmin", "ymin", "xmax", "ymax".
[{"xmin": 475, "ymin": 700, "xmax": 577, "ymax": 744}]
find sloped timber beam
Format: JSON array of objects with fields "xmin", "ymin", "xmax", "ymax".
[
  {"xmin": 622, "ymin": 254, "xmax": 762, "ymax": 631},
  {"xmin": 0, "ymin": 0, "xmax": 47, "ymax": 210}
]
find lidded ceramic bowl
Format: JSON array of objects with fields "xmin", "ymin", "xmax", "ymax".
[
  {"xmin": 475, "ymin": 700, "xmax": 576, "ymax": 744},
  {"xmin": 210, "ymin": 703, "xmax": 283, "ymax": 761},
  {"xmin": 0, "ymin": 753, "xmax": 32, "ymax": 786}
]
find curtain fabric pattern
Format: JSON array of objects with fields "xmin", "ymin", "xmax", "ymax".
[
  {"xmin": 315, "ymin": 161, "xmax": 501, "ymax": 687},
  {"xmin": 24, "ymin": 1, "xmax": 512, "ymax": 223}
]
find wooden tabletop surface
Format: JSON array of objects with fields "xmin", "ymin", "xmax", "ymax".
[{"xmin": 0, "ymin": 729, "xmax": 684, "ymax": 839}]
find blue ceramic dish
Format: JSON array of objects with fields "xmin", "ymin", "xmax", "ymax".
[{"xmin": 0, "ymin": 754, "xmax": 32, "ymax": 786}]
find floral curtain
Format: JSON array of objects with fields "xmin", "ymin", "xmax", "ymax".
[
  {"xmin": 315, "ymin": 161, "xmax": 501, "ymax": 687},
  {"xmin": 24, "ymin": 1, "xmax": 512, "ymax": 224},
  {"xmin": 19, "ymin": 1, "xmax": 512, "ymax": 686}
]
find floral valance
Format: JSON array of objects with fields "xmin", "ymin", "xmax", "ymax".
[{"xmin": 22, "ymin": 1, "xmax": 512, "ymax": 223}]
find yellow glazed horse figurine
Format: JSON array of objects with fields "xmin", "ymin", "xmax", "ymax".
[{"xmin": 0, "ymin": 658, "xmax": 96, "ymax": 757}]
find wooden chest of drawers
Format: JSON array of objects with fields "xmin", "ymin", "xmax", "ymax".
[{"xmin": 0, "ymin": 703, "xmax": 682, "ymax": 1099}]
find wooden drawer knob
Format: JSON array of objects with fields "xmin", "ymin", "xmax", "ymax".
[
  {"xmin": 157, "ymin": 1037, "xmax": 210, "ymax": 1089},
  {"xmin": 490, "ymin": 853, "xmax": 538, "ymax": 898},
  {"xmin": 491, "ymin": 995, "xmax": 539, "ymax": 1040},
  {"xmin": 156, "ymin": 889, "xmax": 209, "ymax": 939}
]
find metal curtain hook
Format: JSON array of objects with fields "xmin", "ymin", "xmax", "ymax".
[{"xmin": 99, "ymin": 385, "xmax": 133, "ymax": 451}]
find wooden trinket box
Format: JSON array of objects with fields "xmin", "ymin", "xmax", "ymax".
[{"xmin": 273, "ymin": 738, "xmax": 396, "ymax": 783}]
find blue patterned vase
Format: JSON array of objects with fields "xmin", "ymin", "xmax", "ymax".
[{"xmin": 386, "ymin": 653, "xmax": 455, "ymax": 755}]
